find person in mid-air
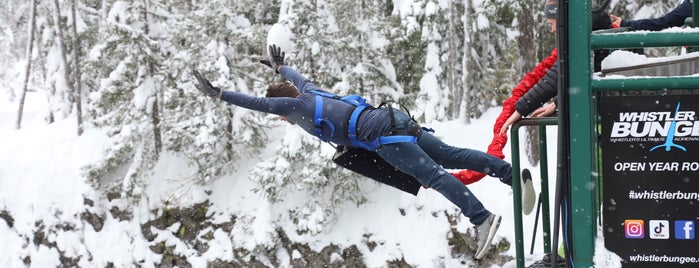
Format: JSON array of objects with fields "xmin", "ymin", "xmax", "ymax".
[{"xmin": 193, "ymin": 44, "xmax": 515, "ymax": 259}]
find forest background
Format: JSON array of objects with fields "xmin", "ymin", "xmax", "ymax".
[{"xmin": 0, "ymin": 0, "xmax": 680, "ymax": 266}]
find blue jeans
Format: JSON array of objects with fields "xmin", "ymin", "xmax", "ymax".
[{"xmin": 374, "ymin": 111, "xmax": 512, "ymax": 225}]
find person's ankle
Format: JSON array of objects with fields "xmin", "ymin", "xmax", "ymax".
[{"xmin": 500, "ymin": 176, "xmax": 512, "ymax": 186}]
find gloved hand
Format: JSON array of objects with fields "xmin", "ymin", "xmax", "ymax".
[
  {"xmin": 192, "ymin": 69, "xmax": 221, "ymax": 99},
  {"xmin": 259, "ymin": 44, "xmax": 286, "ymax": 73}
]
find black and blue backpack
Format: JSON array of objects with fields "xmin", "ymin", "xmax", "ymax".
[{"xmin": 308, "ymin": 90, "xmax": 427, "ymax": 195}]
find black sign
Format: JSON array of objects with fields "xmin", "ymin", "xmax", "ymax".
[{"xmin": 600, "ymin": 94, "xmax": 699, "ymax": 267}]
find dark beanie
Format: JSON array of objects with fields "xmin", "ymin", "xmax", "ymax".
[
  {"xmin": 545, "ymin": 0, "xmax": 557, "ymax": 19},
  {"xmin": 592, "ymin": 3, "xmax": 612, "ymax": 30},
  {"xmin": 591, "ymin": 10, "xmax": 612, "ymax": 30}
]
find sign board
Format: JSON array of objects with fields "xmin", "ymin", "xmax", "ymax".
[{"xmin": 600, "ymin": 94, "xmax": 699, "ymax": 267}]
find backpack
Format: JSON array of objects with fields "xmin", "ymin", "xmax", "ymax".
[
  {"xmin": 309, "ymin": 90, "xmax": 431, "ymax": 195},
  {"xmin": 308, "ymin": 90, "xmax": 420, "ymax": 151}
]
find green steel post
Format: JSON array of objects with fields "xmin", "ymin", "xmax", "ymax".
[
  {"xmin": 591, "ymin": 32, "xmax": 699, "ymax": 49},
  {"xmin": 539, "ymin": 125, "xmax": 552, "ymax": 254},
  {"xmin": 510, "ymin": 117, "xmax": 558, "ymax": 267},
  {"xmin": 567, "ymin": 0, "xmax": 596, "ymax": 266},
  {"xmin": 511, "ymin": 124, "xmax": 524, "ymax": 268},
  {"xmin": 592, "ymin": 77, "xmax": 699, "ymax": 91},
  {"xmin": 692, "ymin": 0, "xmax": 698, "ymax": 52}
]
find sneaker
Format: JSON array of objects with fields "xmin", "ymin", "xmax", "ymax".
[
  {"xmin": 474, "ymin": 213, "xmax": 502, "ymax": 259},
  {"xmin": 542, "ymin": 252, "xmax": 567, "ymax": 266},
  {"xmin": 527, "ymin": 254, "xmax": 567, "ymax": 268},
  {"xmin": 521, "ymin": 168, "xmax": 536, "ymax": 216}
]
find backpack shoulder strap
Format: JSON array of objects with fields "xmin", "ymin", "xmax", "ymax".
[
  {"xmin": 309, "ymin": 90, "xmax": 338, "ymax": 99},
  {"xmin": 313, "ymin": 95, "xmax": 336, "ymax": 142}
]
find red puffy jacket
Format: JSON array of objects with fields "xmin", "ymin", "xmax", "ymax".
[{"xmin": 451, "ymin": 49, "xmax": 558, "ymax": 185}]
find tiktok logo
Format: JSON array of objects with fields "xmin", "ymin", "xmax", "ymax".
[
  {"xmin": 650, "ymin": 102, "xmax": 687, "ymax": 152},
  {"xmin": 649, "ymin": 220, "xmax": 669, "ymax": 239},
  {"xmin": 674, "ymin": 220, "xmax": 695, "ymax": 240}
]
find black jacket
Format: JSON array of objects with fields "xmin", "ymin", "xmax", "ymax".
[{"xmin": 514, "ymin": 61, "xmax": 560, "ymax": 116}]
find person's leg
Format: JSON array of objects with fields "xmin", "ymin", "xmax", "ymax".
[
  {"xmin": 417, "ymin": 131, "xmax": 513, "ymax": 186},
  {"xmin": 376, "ymin": 141, "xmax": 491, "ymax": 225}
]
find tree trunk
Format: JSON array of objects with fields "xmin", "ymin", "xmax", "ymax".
[
  {"xmin": 53, "ymin": 0, "xmax": 76, "ymax": 116},
  {"xmin": 142, "ymin": 0, "xmax": 161, "ymax": 152},
  {"xmin": 462, "ymin": 0, "xmax": 474, "ymax": 124},
  {"xmin": 16, "ymin": 0, "xmax": 38, "ymax": 129},
  {"xmin": 72, "ymin": 0, "xmax": 83, "ymax": 135},
  {"xmin": 517, "ymin": 0, "xmax": 541, "ymax": 166},
  {"xmin": 446, "ymin": 0, "xmax": 461, "ymax": 120}
]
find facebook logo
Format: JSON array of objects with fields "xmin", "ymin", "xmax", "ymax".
[{"xmin": 674, "ymin": 220, "xmax": 695, "ymax": 240}]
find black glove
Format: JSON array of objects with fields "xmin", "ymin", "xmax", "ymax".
[
  {"xmin": 259, "ymin": 44, "xmax": 286, "ymax": 73},
  {"xmin": 192, "ymin": 69, "xmax": 221, "ymax": 99}
]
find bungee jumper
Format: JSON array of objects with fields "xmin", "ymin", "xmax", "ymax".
[{"xmin": 193, "ymin": 44, "xmax": 517, "ymax": 259}]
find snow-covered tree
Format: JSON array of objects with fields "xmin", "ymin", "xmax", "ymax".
[
  {"xmin": 445, "ymin": 0, "xmax": 467, "ymax": 121},
  {"xmin": 464, "ymin": 0, "xmax": 519, "ymax": 119},
  {"xmin": 384, "ymin": 1, "xmax": 429, "ymax": 120},
  {"xmin": 80, "ymin": 0, "xmax": 279, "ymax": 197},
  {"xmin": 158, "ymin": 0, "xmax": 271, "ymax": 186},
  {"xmin": 81, "ymin": 0, "xmax": 170, "ymax": 197},
  {"xmin": 0, "ymin": 1, "xmax": 32, "ymax": 102},
  {"xmin": 413, "ymin": 1, "xmax": 450, "ymax": 122},
  {"xmin": 249, "ymin": 0, "xmax": 394, "ymax": 231}
]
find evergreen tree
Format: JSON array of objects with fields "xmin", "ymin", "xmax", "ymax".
[
  {"xmin": 518, "ymin": 0, "xmax": 550, "ymax": 166},
  {"xmin": 465, "ymin": 0, "xmax": 519, "ymax": 119},
  {"xmin": 47, "ymin": 0, "xmax": 76, "ymax": 122},
  {"xmin": 248, "ymin": 0, "xmax": 396, "ymax": 231},
  {"xmin": 330, "ymin": 0, "xmax": 399, "ymax": 105},
  {"xmin": 15, "ymin": 0, "xmax": 40, "ymax": 129},
  {"xmin": 81, "ymin": 0, "xmax": 169, "ymax": 196},
  {"xmin": 446, "ymin": 0, "xmax": 467, "ymax": 121},
  {"xmin": 384, "ymin": 1, "xmax": 428, "ymax": 120},
  {"xmin": 412, "ymin": 1, "xmax": 450, "ymax": 122},
  {"xmin": 158, "ymin": 0, "xmax": 271, "ymax": 186},
  {"xmin": 0, "ymin": 1, "xmax": 31, "ymax": 101},
  {"xmin": 80, "ymin": 0, "xmax": 277, "ymax": 197}
]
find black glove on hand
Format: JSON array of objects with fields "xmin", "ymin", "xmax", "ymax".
[
  {"xmin": 192, "ymin": 69, "xmax": 221, "ymax": 99},
  {"xmin": 259, "ymin": 44, "xmax": 286, "ymax": 73}
]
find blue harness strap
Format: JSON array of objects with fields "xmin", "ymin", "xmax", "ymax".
[
  {"xmin": 346, "ymin": 105, "xmax": 367, "ymax": 142},
  {"xmin": 313, "ymin": 95, "xmax": 335, "ymax": 142},
  {"xmin": 378, "ymin": 135, "xmax": 417, "ymax": 145},
  {"xmin": 310, "ymin": 90, "xmax": 418, "ymax": 150}
]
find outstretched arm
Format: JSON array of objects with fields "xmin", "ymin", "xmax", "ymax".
[
  {"xmin": 278, "ymin": 66, "xmax": 322, "ymax": 94},
  {"xmin": 617, "ymin": 0, "xmax": 692, "ymax": 31},
  {"xmin": 499, "ymin": 62, "xmax": 559, "ymax": 135},
  {"xmin": 260, "ymin": 44, "xmax": 323, "ymax": 94},
  {"xmin": 192, "ymin": 68, "xmax": 296, "ymax": 115},
  {"xmin": 514, "ymin": 61, "xmax": 559, "ymax": 117}
]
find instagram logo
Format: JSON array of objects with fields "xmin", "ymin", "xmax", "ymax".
[{"xmin": 625, "ymin": 219, "xmax": 645, "ymax": 239}]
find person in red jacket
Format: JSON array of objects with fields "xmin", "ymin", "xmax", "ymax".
[
  {"xmin": 499, "ymin": 1, "xmax": 612, "ymax": 135},
  {"xmin": 449, "ymin": 0, "xmax": 559, "ymax": 187},
  {"xmin": 452, "ymin": 0, "xmax": 612, "ymax": 215}
]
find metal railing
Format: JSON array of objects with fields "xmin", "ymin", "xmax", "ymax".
[{"xmin": 510, "ymin": 116, "xmax": 557, "ymax": 268}]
